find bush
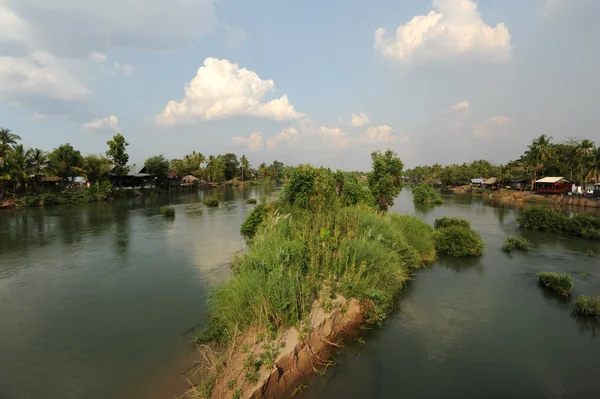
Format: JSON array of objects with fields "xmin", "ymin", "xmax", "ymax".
[
  {"xmin": 537, "ymin": 272, "xmax": 573, "ymax": 295},
  {"xmin": 434, "ymin": 217, "xmax": 471, "ymax": 230},
  {"xmin": 412, "ymin": 185, "xmax": 443, "ymax": 205},
  {"xmin": 502, "ymin": 236, "xmax": 530, "ymax": 252},
  {"xmin": 240, "ymin": 204, "xmax": 267, "ymax": 236},
  {"xmin": 246, "ymin": 198, "xmax": 257, "ymax": 204},
  {"xmin": 519, "ymin": 207, "xmax": 600, "ymax": 240},
  {"xmin": 434, "ymin": 226, "xmax": 485, "ymax": 257},
  {"xmin": 574, "ymin": 294, "xmax": 600, "ymax": 316},
  {"xmin": 203, "ymin": 196, "xmax": 219, "ymax": 207},
  {"xmin": 160, "ymin": 206, "xmax": 175, "ymax": 217}
]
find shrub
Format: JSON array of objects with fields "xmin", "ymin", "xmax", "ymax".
[
  {"xmin": 412, "ymin": 185, "xmax": 443, "ymax": 205},
  {"xmin": 434, "ymin": 217, "xmax": 471, "ymax": 230},
  {"xmin": 537, "ymin": 272, "xmax": 573, "ymax": 295},
  {"xmin": 574, "ymin": 294, "xmax": 600, "ymax": 316},
  {"xmin": 246, "ymin": 198, "xmax": 257, "ymax": 204},
  {"xmin": 434, "ymin": 226, "xmax": 485, "ymax": 257},
  {"xmin": 160, "ymin": 206, "xmax": 175, "ymax": 217},
  {"xmin": 240, "ymin": 204, "xmax": 267, "ymax": 237},
  {"xmin": 203, "ymin": 196, "xmax": 219, "ymax": 207},
  {"xmin": 519, "ymin": 207, "xmax": 600, "ymax": 240},
  {"xmin": 502, "ymin": 236, "xmax": 531, "ymax": 252}
]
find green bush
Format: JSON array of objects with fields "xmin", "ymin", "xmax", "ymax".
[
  {"xmin": 246, "ymin": 198, "xmax": 257, "ymax": 204},
  {"xmin": 519, "ymin": 207, "xmax": 600, "ymax": 240},
  {"xmin": 203, "ymin": 196, "xmax": 219, "ymax": 207},
  {"xmin": 537, "ymin": 272, "xmax": 573, "ymax": 295},
  {"xmin": 574, "ymin": 294, "xmax": 600, "ymax": 316},
  {"xmin": 502, "ymin": 236, "xmax": 531, "ymax": 252},
  {"xmin": 240, "ymin": 204, "xmax": 267, "ymax": 236},
  {"xmin": 434, "ymin": 226, "xmax": 485, "ymax": 257},
  {"xmin": 160, "ymin": 206, "xmax": 175, "ymax": 217},
  {"xmin": 412, "ymin": 185, "xmax": 443, "ymax": 205},
  {"xmin": 434, "ymin": 217, "xmax": 471, "ymax": 230}
]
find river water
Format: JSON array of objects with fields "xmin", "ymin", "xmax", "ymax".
[{"xmin": 1, "ymin": 188, "xmax": 599, "ymax": 399}]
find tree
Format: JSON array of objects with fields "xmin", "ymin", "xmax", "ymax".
[
  {"xmin": 586, "ymin": 146, "xmax": 600, "ymax": 184},
  {"xmin": 0, "ymin": 128, "xmax": 21, "ymax": 163},
  {"xmin": 527, "ymin": 134, "xmax": 553, "ymax": 180},
  {"xmin": 144, "ymin": 155, "xmax": 170, "ymax": 178},
  {"xmin": 368, "ymin": 150, "xmax": 404, "ymax": 211},
  {"xmin": 6, "ymin": 144, "xmax": 30, "ymax": 193},
  {"xmin": 170, "ymin": 151, "xmax": 204, "ymax": 177},
  {"xmin": 106, "ymin": 133, "xmax": 130, "ymax": 176},
  {"xmin": 576, "ymin": 139, "xmax": 595, "ymax": 185},
  {"xmin": 50, "ymin": 143, "xmax": 84, "ymax": 184},
  {"xmin": 84, "ymin": 155, "xmax": 111, "ymax": 184},
  {"xmin": 29, "ymin": 148, "xmax": 50, "ymax": 189},
  {"xmin": 222, "ymin": 153, "xmax": 240, "ymax": 181},
  {"xmin": 240, "ymin": 155, "xmax": 249, "ymax": 181}
]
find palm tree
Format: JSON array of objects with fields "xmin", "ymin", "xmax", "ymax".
[
  {"xmin": 83, "ymin": 155, "xmax": 111, "ymax": 184},
  {"xmin": 49, "ymin": 143, "xmax": 84, "ymax": 185},
  {"xmin": 586, "ymin": 146, "xmax": 600, "ymax": 184},
  {"xmin": 0, "ymin": 128, "xmax": 21, "ymax": 163},
  {"xmin": 6, "ymin": 144, "xmax": 31, "ymax": 193},
  {"xmin": 527, "ymin": 134, "xmax": 553, "ymax": 182},
  {"xmin": 28, "ymin": 148, "xmax": 50, "ymax": 189},
  {"xmin": 576, "ymin": 139, "xmax": 595, "ymax": 185}
]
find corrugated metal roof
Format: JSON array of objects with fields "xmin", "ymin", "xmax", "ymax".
[
  {"xmin": 535, "ymin": 177, "xmax": 566, "ymax": 184},
  {"xmin": 471, "ymin": 178, "xmax": 484, "ymax": 184}
]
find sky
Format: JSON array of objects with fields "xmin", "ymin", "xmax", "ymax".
[{"xmin": 1, "ymin": 0, "xmax": 599, "ymax": 171}]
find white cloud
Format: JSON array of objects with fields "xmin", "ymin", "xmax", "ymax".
[
  {"xmin": 225, "ymin": 26, "xmax": 247, "ymax": 50},
  {"xmin": 266, "ymin": 127, "xmax": 298, "ymax": 149},
  {"xmin": 113, "ymin": 62, "xmax": 134, "ymax": 75},
  {"xmin": 25, "ymin": 112, "xmax": 46, "ymax": 120},
  {"xmin": 488, "ymin": 116, "xmax": 511, "ymax": 125},
  {"xmin": 83, "ymin": 115, "xmax": 119, "ymax": 131},
  {"xmin": 474, "ymin": 115, "xmax": 511, "ymax": 139},
  {"xmin": 351, "ymin": 112, "xmax": 370, "ymax": 127},
  {"xmin": 0, "ymin": 1, "xmax": 31, "ymax": 44},
  {"xmin": 317, "ymin": 126, "xmax": 350, "ymax": 148},
  {"xmin": 450, "ymin": 100, "xmax": 470, "ymax": 113},
  {"xmin": 156, "ymin": 58, "xmax": 304, "ymax": 124},
  {"xmin": 374, "ymin": 0, "xmax": 512, "ymax": 63},
  {"xmin": 0, "ymin": 51, "xmax": 91, "ymax": 101},
  {"xmin": 89, "ymin": 52, "xmax": 106, "ymax": 63},
  {"xmin": 232, "ymin": 131, "xmax": 264, "ymax": 152},
  {"xmin": 365, "ymin": 125, "xmax": 402, "ymax": 142}
]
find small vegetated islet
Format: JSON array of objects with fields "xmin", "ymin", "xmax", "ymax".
[
  {"xmin": 519, "ymin": 207, "xmax": 600, "ymax": 240},
  {"xmin": 246, "ymin": 198, "xmax": 257, "ymax": 204},
  {"xmin": 159, "ymin": 206, "xmax": 175, "ymax": 217},
  {"xmin": 432, "ymin": 217, "xmax": 485, "ymax": 257},
  {"xmin": 574, "ymin": 294, "xmax": 600, "ymax": 316},
  {"xmin": 502, "ymin": 236, "xmax": 531, "ymax": 252},
  {"xmin": 412, "ymin": 184, "xmax": 443, "ymax": 205},
  {"xmin": 537, "ymin": 272, "xmax": 573, "ymax": 296},
  {"xmin": 203, "ymin": 196, "xmax": 219, "ymax": 207}
]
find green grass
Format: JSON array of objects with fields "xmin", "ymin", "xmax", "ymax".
[
  {"xmin": 412, "ymin": 185, "xmax": 443, "ymax": 205},
  {"xmin": 537, "ymin": 272, "xmax": 573, "ymax": 296},
  {"xmin": 390, "ymin": 214, "xmax": 437, "ymax": 264},
  {"xmin": 574, "ymin": 294, "xmax": 600, "ymax": 316},
  {"xmin": 159, "ymin": 205, "xmax": 175, "ymax": 217},
  {"xmin": 246, "ymin": 198, "xmax": 258, "ymax": 204},
  {"xmin": 203, "ymin": 196, "xmax": 220, "ymax": 207},
  {"xmin": 502, "ymin": 236, "xmax": 530, "ymax": 252}
]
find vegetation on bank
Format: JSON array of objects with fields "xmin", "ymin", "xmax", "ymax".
[
  {"xmin": 519, "ymin": 207, "xmax": 600, "ymax": 240},
  {"xmin": 502, "ymin": 236, "xmax": 531, "ymax": 252},
  {"xmin": 433, "ymin": 217, "xmax": 485, "ymax": 257},
  {"xmin": 537, "ymin": 272, "xmax": 573, "ymax": 296},
  {"xmin": 191, "ymin": 151, "xmax": 435, "ymax": 397},
  {"xmin": 405, "ymin": 134, "xmax": 600, "ymax": 187},
  {"xmin": 412, "ymin": 184, "xmax": 443, "ymax": 205},
  {"xmin": 574, "ymin": 294, "xmax": 600, "ymax": 316},
  {"xmin": 160, "ymin": 206, "xmax": 175, "ymax": 217},
  {"xmin": 203, "ymin": 196, "xmax": 219, "ymax": 207},
  {"xmin": 15, "ymin": 182, "xmax": 145, "ymax": 207}
]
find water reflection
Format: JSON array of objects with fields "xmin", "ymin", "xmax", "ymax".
[{"xmin": 571, "ymin": 313, "xmax": 600, "ymax": 338}]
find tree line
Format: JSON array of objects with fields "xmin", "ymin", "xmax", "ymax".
[
  {"xmin": 0, "ymin": 128, "xmax": 286, "ymax": 198},
  {"xmin": 405, "ymin": 135, "xmax": 600, "ymax": 187}
]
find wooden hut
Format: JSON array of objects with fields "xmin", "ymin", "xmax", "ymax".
[
  {"xmin": 534, "ymin": 177, "xmax": 573, "ymax": 194},
  {"xmin": 483, "ymin": 177, "xmax": 499, "ymax": 190}
]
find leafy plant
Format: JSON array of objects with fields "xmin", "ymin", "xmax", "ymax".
[
  {"xmin": 434, "ymin": 226, "xmax": 485, "ymax": 257},
  {"xmin": 240, "ymin": 204, "xmax": 267, "ymax": 237},
  {"xmin": 574, "ymin": 294, "xmax": 600, "ymax": 316},
  {"xmin": 519, "ymin": 208, "xmax": 600, "ymax": 240},
  {"xmin": 537, "ymin": 272, "xmax": 573, "ymax": 295},
  {"xmin": 160, "ymin": 206, "xmax": 175, "ymax": 217},
  {"xmin": 412, "ymin": 184, "xmax": 443, "ymax": 205},
  {"xmin": 502, "ymin": 236, "xmax": 531, "ymax": 252},
  {"xmin": 434, "ymin": 217, "xmax": 471, "ymax": 230},
  {"xmin": 203, "ymin": 196, "xmax": 219, "ymax": 207},
  {"xmin": 246, "ymin": 198, "xmax": 257, "ymax": 204}
]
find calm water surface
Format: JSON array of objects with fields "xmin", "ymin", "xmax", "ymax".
[
  {"xmin": 1, "ymin": 188, "xmax": 600, "ymax": 399},
  {"xmin": 299, "ymin": 191, "xmax": 600, "ymax": 399},
  {"xmin": 0, "ymin": 186, "xmax": 278, "ymax": 399}
]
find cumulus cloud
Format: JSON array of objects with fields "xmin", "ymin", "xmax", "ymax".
[
  {"xmin": 365, "ymin": 125, "xmax": 405, "ymax": 143},
  {"xmin": 351, "ymin": 112, "xmax": 370, "ymax": 127},
  {"xmin": 374, "ymin": 0, "xmax": 512, "ymax": 63},
  {"xmin": 266, "ymin": 127, "xmax": 298, "ymax": 149},
  {"xmin": 232, "ymin": 131, "xmax": 264, "ymax": 152},
  {"xmin": 83, "ymin": 115, "xmax": 119, "ymax": 131},
  {"xmin": 156, "ymin": 58, "xmax": 304, "ymax": 124},
  {"xmin": 450, "ymin": 100, "xmax": 470, "ymax": 113}
]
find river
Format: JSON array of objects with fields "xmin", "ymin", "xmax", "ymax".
[{"xmin": 1, "ymin": 188, "xmax": 599, "ymax": 399}]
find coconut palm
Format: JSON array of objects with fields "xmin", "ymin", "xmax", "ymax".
[
  {"xmin": 576, "ymin": 139, "xmax": 595, "ymax": 185},
  {"xmin": 527, "ymin": 134, "xmax": 553, "ymax": 181},
  {"xmin": 49, "ymin": 143, "xmax": 84, "ymax": 185},
  {"xmin": 6, "ymin": 144, "xmax": 31, "ymax": 193},
  {"xmin": 0, "ymin": 128, "xmax": 21, "ymax": 162},
  {"xmin": 586, "ymin": 146, "xmax": 600, "ymax": 184},
  {"xmin": 28, "ymin": 148, "xmax": 50, "ymax": 187}
]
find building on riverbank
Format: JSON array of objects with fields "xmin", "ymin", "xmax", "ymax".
[
  {"xmin": 109, "ymin": 164, "xmax": 155, "ymax": 188},
  {"xmin": 534, "ymin": 177, "xmax": 573, "ymax": 194},
  {"xmin": 483, "ymin": 177, "xmax": 499, "ymax": 190}
]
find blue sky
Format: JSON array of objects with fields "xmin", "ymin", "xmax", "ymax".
[{"xmin": 1, "ymin": 0, "xmax": 599, "ymax": 171}]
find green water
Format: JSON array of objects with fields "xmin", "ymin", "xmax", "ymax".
[
  {"xmin": 0, "ymin": 186, "xmax": 277, "ymax": 399},
  {"xmin": 1, "ymin": 188, "xmax": 599, "ymax": 399},
  {"xmin": 298, "ymin": 191, "xmax": 600, "ymax": 399}
]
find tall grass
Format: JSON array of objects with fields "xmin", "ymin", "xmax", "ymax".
[{"xmin": 390, "ymin": 214, "xmax": 437, "ymax": 264}]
